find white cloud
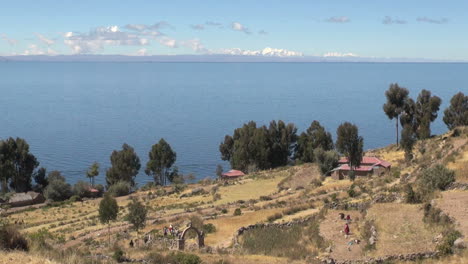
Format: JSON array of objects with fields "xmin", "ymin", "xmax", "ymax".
[
  {"xmin": 22, "ymin": 44, "xmax": 57, "ymax": 55},
  {"xmin": 157, "ymin": 36, "xmax": 177, "ymax": 48},
  {"xmin": 325, "ymin": 16, "xmax": 350, "ymax": 23},
  {"xmin": 136, "ymin": 48, "xmax": 148, "ymax": 56},
  {"xmin": 218, "ymin": 47, "xmax": 303, "ymax": 57},
  {"xmin": 35, "ymin": 33, "xmax": 55, "ymax": 46},
  {"xmin": 63, "ymin": 25, "xmax": 150, "ymax": 54},
  {"xmin": 323, "ymin": 52, "xmax": 358, "ymax": 57},
  {"xmin": 1, "ymin": 34, "xmax": 19, "ymax": 46},
  {"xmin": 382, "ymin": 16, "xmax": 407, "ymax": 25},
  {"xmin": 417, "ymin": 17, "xmax": 448, "ymax": 24},
  {"xmin": 231, "ymin": 22, "xmax": 251, "ymax": 34},
  {"xmin": 181, "ymin": 39, "xmax": 207, "ymax": 53}
]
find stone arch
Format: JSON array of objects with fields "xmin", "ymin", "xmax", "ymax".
[{"xmin": 177, "ymin": 223, "xmax": 205, "ymax": 250}]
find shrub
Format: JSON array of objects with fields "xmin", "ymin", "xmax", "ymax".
[
  {"xmin": 94, "ymin": 184, "xmax": 105, "ymax": 197},
  {"xmin": 203, "ymin": 223, "xmax": 216, "ymax": 234},
  {"xmin": 347, "ymin": 184, "xmax": 358, "ymax": 198},
  {"xmin": 72, "ymin": 181, "xmax": 93, "ymax": 198},
  {"xmin": 314, "ymin": 148, "xmax": 340, "ymax": 175},
  {"xmin": 260, "ymin": 195, "xmax": 272, "ymax": 201},
  {"xmin": 404, "ymin": 185, "xmax": 421, "ymax": 204},
  {"xmin": 113, "ymin": 246, "xmax": 125, "ymax": 262},
  {"xmin": 148, "ymin": 252, "xmax": 201, "ymax": 264},
  {"xmin": 418, "ymin": 165, "xmax": 455, "ymax": 194},
  {"xmin": 423, "ymin": 203, "xmax": 452, "ymax": 225},
  {"xmin": 0, "ymin": 224, "xmax": 28, "ymax": 251},
  {"xmin": 108, "ymin": 181, "xmax": 132, "ymax": 197},
  {"xmin": 233, "ymin": 208, "xmax": 242, "ymax": 216},
  {"xmin": 221, "ymin": 208, "xmax": 228, "ymax": 214},
  {"xmin": 437, "ymin": 230, "xmax": 462, "ymax": 255},
  {"xmin": 44, "ymin": 171, "xmax": 72, "ymax": 202}
]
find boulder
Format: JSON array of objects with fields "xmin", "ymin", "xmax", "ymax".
[{"xmin": 453, "ymin": 238, "xmax": 465, "ymax": 249}]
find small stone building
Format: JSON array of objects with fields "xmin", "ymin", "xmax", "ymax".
[
  {"xmin": 7, "ymin": 191, "xmax": 46, "ymax": 207},
  {"xmin": 221, "ymin": 170, "xmax": 245, "ymax": 180},
  {"xmin": 330, "ymin": 156, "xmax": 391, "ymax": 180}
]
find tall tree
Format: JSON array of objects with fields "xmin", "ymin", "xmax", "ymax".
[
  {"xmin": 0, "ymin": 138, "xmax": 39, "ymax": 192},
  {"xmin": 145, "ymin": 138, "xmax": 177, "ymax": 185},
  {"xmin": 106, "ymin": 143, "xmax": 141, "ymax": 187},
  {"xmin": 383, "ymin": 83, "xmax": 409, "ymax": 145},
  {"xmin": 443, "ymin": 92, "xmax": 468, "ymax": 130},
  {"xmin": 296, "ymin": 121, "xmax": 333, "ymax": 162},
  {"xmin": 99, "ymin": 192, "xmax": 119, "ymax": 245},
  {"xmin": 414, "ymin": 89, "xmax": 441, "ymax": 139},
  {"xmin": 86, "ymin": 162, "xmax": 100, "ymax": 187},
  {"xmin": 336, "ymin": 122, "xmax": 364, "ymax": 176},
  {"xmin": 267, "ymin": 120, "xmax": 298, "ymax": 167}
]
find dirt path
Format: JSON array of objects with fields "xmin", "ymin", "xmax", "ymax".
[{"xmin": 320, "ymin": 210, "xmax": 364, "ymax": 261}]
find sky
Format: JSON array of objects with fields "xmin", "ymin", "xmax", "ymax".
[{"xmin": 1, "ymin": 0, "xmax": 467, "ymax": 60}]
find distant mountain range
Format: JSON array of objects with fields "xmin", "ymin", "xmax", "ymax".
[{"xmin": 0, "ymin": 54, "xmax": 465, "ymax": 63}]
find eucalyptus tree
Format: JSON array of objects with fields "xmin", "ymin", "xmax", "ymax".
[
  {"xmin": 296, "ymin": 120, "xmax": 333, "ymax": 163},
  {"xmin": 106, "ymin": 143, "xmax": 141, "ymax": 187},
  {"xmin": 383, "ymin": 83, "xmax": 410, "ymax": 145},
  {"xmin": 443, "ymin": 92, "xmax": 468, "ymax": 130},
  {"xmin": 86, "ymin": 162, "xmax": 100, "ymax": 187},
  {"xmin": 336, "ymin": 122, "xmax": 364, "ymax": 177},
  {"xmin": 145, "ymin": 138, "xmax": 177, "ymax": 185}
]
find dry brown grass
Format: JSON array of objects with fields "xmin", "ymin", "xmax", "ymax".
[
  {"xmin": 205, "ymin": 208, "xmax": 283, "ymax": 247},
  {"xmin": 366, "ymin": 204, "xmax": 436, "ymax": 257},
  {"xmin": 434, "ymin": 190, "xmax": 468, "ymax": 238},
  {"xmin": 214, "ymin": 177, "xmax": 283, "ymax": 205},
  {"xmin": 0, "ymin": 251, "xmax": 58, "ymax": 264}
]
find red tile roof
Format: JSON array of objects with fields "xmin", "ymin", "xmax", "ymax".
[
  {"xmin": 338, "ymin": 156, "xmax": 391, "ymax": 168},
  {"xmin": 222, "ymin": 170, "xmax": 245, "ymax": 177},
  {"xmin": 338, "ymin": 164, "xmax": 374, "ymax": 172}
]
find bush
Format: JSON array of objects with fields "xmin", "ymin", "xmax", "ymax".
[
  {"xmin": 44, "ymin": 172, "xmax": 73, "ymax": 202},
  {"xmin": 203, "ymin": 223, "xmax": 217, "ymax": 234},
  {"xmin": 404, "ymin": 185, "xmax": 421, "ymax": 204},
  {"xmin": 72, "ymin": 181, "xmax": 93, "ymax": 198},
  {"xmin": 94, "ymin": 184, "xmax": 105, "ymax": 197},
  {"xmin": 418, "ymin": 165, "xmax": 455, "ymax": 194},
  {"xmin": 347, "ymin": 184, "xmax": 358, "ymax": 198},
  {"xmin": 314, "ymin": 148, "xmax": 340, "ymax": 175},
  {"xmin": 0, "ymin": 224, "xmax": 28, "ymax": 251},
  {"xmin": 423, "ymin": 203, "xmax": 452, "ymax": 225},
  {"xmin": 221, "ymin": 208, "xmax": 228, "ymax": 214},
  {"xmin": 233, "ymin": 208, "xmax": 242, "ymax": 216},
  {"xmin": 437, "ymin": 229, "xmax": 462, "ymax": 255},
  {"xmin": 108, "ymin": 181, "xmax": 132, "ymax": 197},
  {"xmin": 148, "ymin": 252, "xmax": 201, "ymax": 264},
  {"xmin": 113, "ymin": 247, "xmax": 125, "ymax": 262}
]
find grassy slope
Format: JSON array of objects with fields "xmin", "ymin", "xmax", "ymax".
[{"xmin": 2, "ymin": 127, "xmax": 468, "ymax": 263}]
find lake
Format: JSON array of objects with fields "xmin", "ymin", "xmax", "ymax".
[{"xmin": 0, "ymin": 62, "xmax": 466, "ymax": 185}]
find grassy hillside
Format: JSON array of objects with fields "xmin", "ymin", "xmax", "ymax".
[{"xmin": 1, "ymin": 127, "xmax": 467, "ymax": 264}]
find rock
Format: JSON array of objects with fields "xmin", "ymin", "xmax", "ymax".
[
  {"xmin": 453, "ymin": 238, "xmax": 465, "ymax": 249},
  {"xmin": 369, "ymin": 236, "xmax": 376, "ymax": 245},
  {"xmin": 325, "ymin": 245, "xmax": 333, "ymax": 253}
]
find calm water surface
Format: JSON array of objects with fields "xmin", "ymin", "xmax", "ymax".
[{"xmin": 0, "ymin": 62, "xmax": 466, "ymax": 185}]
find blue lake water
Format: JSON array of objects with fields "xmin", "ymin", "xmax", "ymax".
[{"xmin": 0, "ymin": 62, "xmax": 466, "ymax": 186}]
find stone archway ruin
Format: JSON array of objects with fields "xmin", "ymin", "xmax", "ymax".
[{"xmin": 177, "ymin": 223, "xmax": 205, "ymax": 250}]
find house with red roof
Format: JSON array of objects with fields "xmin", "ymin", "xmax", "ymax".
[
  {"xmin": 221, "ymin": 169, "xmax": 245, "ymax": 180},
  {"xmin": 330, "ymin": 156, "xmax": 391, "ymax": 180}
]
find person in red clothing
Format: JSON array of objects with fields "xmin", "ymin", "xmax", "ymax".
[{"xmin": 344, "ymin": 223, "xmax": 350, "ymax": 237}]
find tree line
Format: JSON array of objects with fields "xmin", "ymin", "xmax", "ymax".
[
  {"xmin": 0, "ymin": 87, "xmax": 466, "ymax": 197},
  {"xmin": 0, "ymin": 138, "xmax": 178, "ymax": 200},
  {"xmin": 383, "ymin": 84, "xmax": 468, "ymax": 160},
  {"xmin": 219, "ymin": 120, "xmax": 364, "ymax": 178}
]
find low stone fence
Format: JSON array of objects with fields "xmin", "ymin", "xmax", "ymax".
[
  {"xmin": 323, "ymin": 251, "xmax": 439, "ymax": 264},
  {"xmin": 446, "ymin": 182, "xmax": 468, "ymax": 190}
]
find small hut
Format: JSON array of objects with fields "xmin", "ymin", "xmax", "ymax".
[{"xmin": 221, "ymin": 170, "xmax": 245, "ymax": 180}]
